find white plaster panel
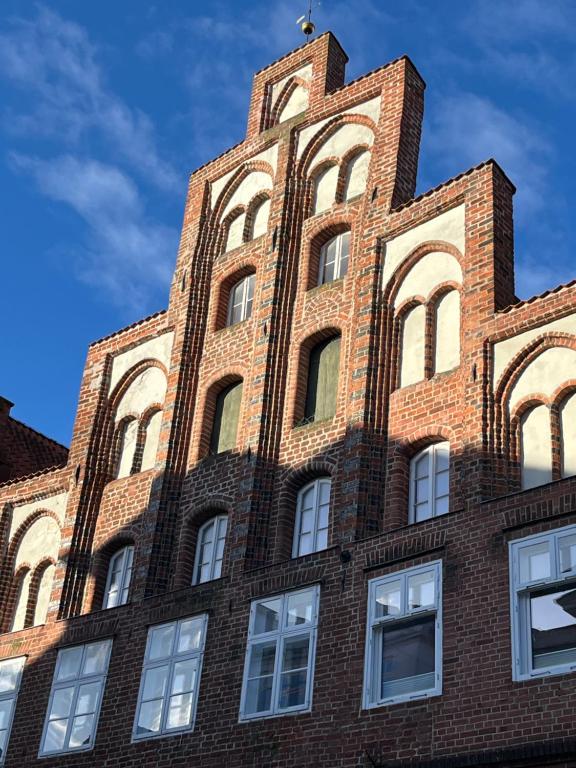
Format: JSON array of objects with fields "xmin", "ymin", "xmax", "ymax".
[
  {"xmin": 9, "ymin": 491, "xmax": 68, "ymax": 541},
  {"xmin": 344, "ymin": 150, "xmax": 371, "ymax": 200},
  {"xmin": 313, "ymin": 164, "xmax": 338, "ymax": 214},
  {"xmin": 521, "ymin": 404, "xmax": 552, "ymax": 490},
  {"xmin": 15, "ymin": 516, "xmax": 61, "ymax": 569},
  {"xmin": 508, "ymin": 348, "xmax": 576, "ymax": 412},
  {"xmin": 115, "ymin": 366, "xmax": 167, "ymax": 421},
  {"xmin": 11, "ymin": 571, "xmax": 31, "ymax": 632},
  {"xmin": 277, "ymin": 85, "xmax": 309, "ymax": 123},
  {"xmin": 210, "ymin": 144, "xmax": 278, "ymax": 208},
  {"xmin": 225, "ymin": 212, "xmax": 246, "ymax": 252},
  {"xmin": 117, "ymin": 419, "xmax": 139, "ymax": 479},
  {"xmin": 251, "ymin": 198, "xmax": 270, "ymax": 239},
  {"xmin": 109, "ymin": 332, "xmax": 174, "ymax": 394},
  {"xmin": 307, "ymin": 124, "xmax": 374, "ymax": 173},
  {"xmin": 393, "ymin": 252, "xmax": 463, "ymax": 309},
  {"xmin": 270, "ymin": 63, "xmax": 313, "ymax": 105},
  {"xmin": 493, "ymin": 313, "xmax": 576, "ymax": 384},
  {"xmin": 141, "ymin": 410, "xmax": 163, "ymax": 471},
  {"xmin": 297, "ymin": 96, "xmax": 381, "ymax": 159},
  {"xmin": 34, "ymin": 563, "xmax": 56, "ymax": 626},
  {"xmin": 221, "ymin": 171, "xmax": 273, "ymax": 220},
  {"xmin": 400, "ymin": 304, "xmax": 426, "ymax": 387},
  {"xmin": 382, "ymin": 205, "xmax": 466, "ymax": 290},
  {"xmin": 435, "ymin": 290, "xmax": 461, "ymax": 374},
  {"xmin": 561, "ymin": 392, "xmax": 576, "ymax": 479}
]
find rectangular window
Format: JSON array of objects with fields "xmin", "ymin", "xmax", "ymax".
[
  {"xmin": 510, "ymin": 526, "xmax": 576, "ymax": 680},
  {"xmin": 40, "ymin": 639, "xmax": 112, "ymax": 756},
  {"xmin": 364, "ymin": 562, "xmax": 442, "ymax": 708},
  {"xmin": 0, "ymin": 656, "xmax": 26, "ymax": 764},
  {"xmin": 133, "ymin": 615, "xmax": 207, "ymax": 740},
  {"xmin": 240, "ymin": 586, "xmax": 319, "ymax": 720}
]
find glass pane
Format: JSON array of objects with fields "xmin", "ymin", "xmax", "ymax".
[
  {"xmin": 75, "ymin": 682, "xmax": 100, "ymax": 716},
  {"xmin": 279, "ymin": 670, "xmax": 307, "ymax": 709},
  {"xmin": 415, "ymin": 502, "xmax": 432, "ymax": 523},
  {"xmin": 375, "ymin": 580, "xmax": 402, "ymax": 618},
  {"xmin": 340, "ymin": 231, "xmax": 350, "ymax": 257},
  {"xmin": 83, "ymin": 641, "xmax": 109, "ymax": 676},
  {"xmin": 244, "ymin": 677, "xmax": 273, "ymax": 715},
  {"xmin": 149, "ymin": 624, "xmax": 176, "ymax": 660},
  {"xmin": 166, "ymin": 692, "xmax": 193, "ymax": 730},
  {"xmin": 416, "ymin": 478, "xmax": 429, "ymax": 504},
  {"xmin": 142, "ymin": 665, "xmax": 169, "ymax": 701},
  {"xmin": 318, "ymin": 503, "xmax": 329, "ymax": 530},
  {"xmin": 435, "ymin": 444, "xmax": 450, "ymax": 471},
  {"xmin": 300, "ymin": 508, "xmax": 314, "ymax": 535},
  {"xmin": 0, "ymin": 699, "xmax": 13, "ymax": 730},
  {"xmin": 300, "ymin": 486, "xmax": 315, "ymax": 511},
  {"xmin": 519, "ymin": 542, "xmax": 551, "ymax": 583},
  {"xmin": 408, "ymin": 571, "xmax": 435, "ymax": 610},
  {"xmin": 246, "ymin": 274, "xmax": 255, "ymax": 301},
  {"xmin": 137, "ymin": 699, "xmax": 163, "ymax": 735},
  {"xmin": 0, "ymin": 730, "xmax": 7, "ymax": 758},
  {"xmin": 380, "ymin": 615, "xmax": 436, "ymax": 699},
  {"xmin": 44, "ymin": 719, "xmax": 68, "ymax": 752},
  {"xmin": 178, "ymin": 618, "xmax": 204, "ymax": 653},
  {"xmin": 69, "ymin": 714, "xmax": 94, "ymax": 749},
  {"xmin": 336, "ymin": 253, "xmax": 348, "ymax": 279},
  {"xmin": 0, "ymin": 658, "xmax": 24, "ymax": 693},
  {"xmin": 531, "ymin": 586, "xmax": 576, "ymax": 669},
  {"xmin": 253, "ymin": 600, "xmax": 281, "ymax": 634},
  {"xmin": 286, "ymin": 590, "xmax": 314, "ymax": 626},
  {"xmin": 415, "ymin": 454, "xmax": 429, "ymax": 480},
  {"xmin": 435, "ymin": 470, "xmax": 449, "ymax": 499},
  {"xmin": 559, "ymin": 535, "xmax": 576, "ymax": 575},
  {"xmin": 171, "ymin": 659, "xmax": 197, "ymax": 695},
  {"xmin": 319, "ymin": 481, "xmax": 331, "ymax": 506},
  {"xmin": 298, "ymin": 532, "xmax": 313, "ymax": 556},
  {"xmin": 247, "ymin": 643, "xmax": 276, "ymax": 678},
  {"xmin": 434, "ymin": 496, "xmax": 449, "ymax": 517},
  {"xmin": 57, "ymin": 647, "xmax": 83, "ymax": 681},
  {"xmin": 50, "ymin": 687, "xmax": 74, "ymax": 719},
  {"xmin": 316, "ymin": 527, "xmax": 328, "ymax": 551},
  {"xmin": 282, "ymin": 635, "xmax": 309, "ymax": 671},
  {"xmin": 322, "ymin": 260, "xmax": 335, "ymax": 284},
  {"xmin": 230, "ymin": 304, "xmax": 243, "ymax": 325}
]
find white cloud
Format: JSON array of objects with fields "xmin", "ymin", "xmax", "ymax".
[
  {"xmin": 0, "ymin": 6, "xmax": 180, "ymax": 192},
  {"xmin": 10, "ymin": 153, "xmax": 177, "ymax": 312}
]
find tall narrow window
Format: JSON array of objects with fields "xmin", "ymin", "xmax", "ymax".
[
  {"xmin": 409, "ymin": 443, "xmax": 450, "ymax": 523},
  {"xmin": 364, "ymin": 562, "xmax": 442, "ymax": 708},
  {"xmin": 227, "ymin": 274, "xmax": 255, "ymax": 326},
  {"xmin": 193, "ymin": 516, "xmax": 228, "ymax": 584},
  {"xmin": 0, "ymin": 656, "xmax": 26, "ymax": 765},
  {"xmin": 318, "ymin": 232, "xmax": 350, "ymax": 285},
  {"xmin": 303, "ymin": 336, "xmax": 341, "ymax": 424},
  {"xmin": 210, "ymin": 381, "xmax": 243, "ymax": 454},
  {"xmin": 133, "ymin": 615, "xmax": 207, "ymax": 740},
  {"xmin": 40, "ymin": 639, "xmax": 112, "ymax": 756},
  {"xmin": 103, "ymin": 546, "xmax": 134, "ymax": 609},
  {"xmin": 510, "ymin": 525, "xmax": 576, "ymax": 680},
  {"xmin": 293, "ymin": 478, "xmax": 331, "ymax": 557},
  {"xmin": 240, "ymin": 586, "xmax": 320, "ymax": 720}
]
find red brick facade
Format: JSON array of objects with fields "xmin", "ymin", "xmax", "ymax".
[{"xmin": 2, "ymin": 32, "xmax": 576, "ymax": 768}]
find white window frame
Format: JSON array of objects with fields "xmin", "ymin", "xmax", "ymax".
[
  {"xmin": 39, "ymin": 639, "xmax": 112, "ymax": 757},
  {"xmin": 318, "ymin": 231, "xmax": 350, "ymax": 286},
  {"xmin": 192, "ymin": 516, "xmax": 228, "ymax": 585},
  {"xmin": 363, "ymin": 561, "xmax": 442, "ymax": 709},
  {"xmin": 132, "ymin": 614, "xmax": 208, "ymax": 741},
  {"xmin": 409, "ymin": 442, "xmax": 450, "ymax": 523},
  {"xmin": 227, "ymin": 273, "xmax": 255, "ymax": 326},
  {"xmin": 103, "ymin": 546, "xmax": 134, "ymax": 609},
  {"xmin": 292, "ymin": 478, "xmax": 331, "ymax": 558},
  {"xmin": 0, "ymin": 656, "xmax": 26, "ymax": 765},
  {"xmin": 510, "ymin": 525, "xmax": 576, "ymax": 681},
  {"xmin": 239, "ymin": 585, "xmax": 320, "ymax": 721}
]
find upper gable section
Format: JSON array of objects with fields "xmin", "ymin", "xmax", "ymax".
[{"xmin": 246, "ymin": 32, "xmax": 348, "ymax": 139}]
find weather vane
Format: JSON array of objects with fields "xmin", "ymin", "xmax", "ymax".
[{"xmin": 296, "ymin": 0, "xmax": 320, "ymax": 39}]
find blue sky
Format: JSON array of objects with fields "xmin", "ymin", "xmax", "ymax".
[{"xmin": 1, "ymin": 0, "xmax": 575, "ymax": 446}]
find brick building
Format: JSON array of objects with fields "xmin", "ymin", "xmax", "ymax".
[{"xmin": 2, "ymin": 32, "xmax": 576, "ymax": 767}]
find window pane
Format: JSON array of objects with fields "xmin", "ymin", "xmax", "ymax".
[
  {"xmin": 286, "ymin": 590, "xmax": 314, "ymax": 627},
  {"xmin": 300, "ymin": 507, "xmax": 314, "ymax": 534},
  {"xmin": 171, "ymin": 659, "xmax": 197, "ymax": 695},
  {"xmin": 166, "ymin": 693, "xmax": 193, "ymax": 730},
  {"xmin": 178, "ymin": 618, "xmax": 204, "ymax": 654},
  {"xmin": 408, "ymin": 571, "xmax": 435, "ymax": 610},
  {"xmin": 137, "ymin": 699, "xmax": 163, "ymax": 736},
  {"xmin": 380, "ymin": 615, "xmax": 436, "ymax": 699},
  {"xmin": 83, "ymin": 642, "xmax": 109, "ymax": 676},
  {"xmin": 375, "ymin": 580, "xmax": 402, "ymax": 618},
  {"xmin": 247, "ymin": 643, "xmax": 276, "ymax": 678},
  {"xmin": 318, "ymin": 503, "xmax": 329, "ymax": 530},
  {"xmin": 50, "ymin": 688, "xmax": 74, "ymax": 720},
  {"xmin": 416, "ymin": 478, "xmax": 429, "ymax": 505},
  {"xmin": 0, "ymin": 658, "xmax": 24, "ymax": 693},
  {"xmin": 415, "ymin": 502, "xmax": 432, "ymax": 523},
  {"xmin": 434, "ymin": 496, "xmax": 449, "ymax": 517},
  {"xmin": 142, "ymin": 666, "xmax": 169, "ymax": 701},
  {"xmin": 415, "ymin": 454, "xmax": 429, "ymax": 480},
  {"xmin": 519, "ymin": 542, "xmax": 551, "ymax": 583},
  {"xmin": 75, "ymin": 682, "xmax": 99, "ymax": 716},
  {"xmin": 531, "ymin": 586, "xmax": 576, "ymax": 670},
  {"xmin": 316, "ymin": 527, "xmax": 328, "ymax": 551},
  {"xmin": 281, "ymin": 635, "xmax": 309, "ymax": 671},
  {"xmin": 245, "ymin": 677, "xmax": 273, "ymax": 715},
  {"xmin": 57, "ymin": 647, "xmax": 83, "ymax": 681},
  {"xmin": 336, "ymin": 252, "xmax": 349, "ymax": 280},
  {"xmin": 0, "ymin": 699, "xmax": 13, "ymax": 730},
  {"xmin": 322, "ymin": 260, "xmax": 335, "ymax": 284},
  {"xmin": 44, "ymin": 719, "xmax": 68, "ymax": 752},
  {"xmin": 435, "ymin": 470, "xmax": 449, "ymax": 500},
  {"xmin": 279, "ymin": 669, "xmax": 307, "ymax": 709},
  {"xmin": 559, "ymin": 535, "xmax": 576, "ymax": 575},
  {"xmin": 69, "ymin": 714, "xmax": 94, "ymax": 749},
  {"xmin": 319, "ymin": 481, "xmax": 331, "ymax": 506},
  {"xmin": 0, "ymin": 729, "xmax": 7, "ymax": 757},
  {"xmin": 254, "ymin": 600, "xmax": 281, "ymax": 634},
  {"xmin": 149, "ymin": 624, "xmax": 176, "ymax": 660},
  {"xmin": 301, "ymin": 486, "xmax": 315, "ymax": 511},
  {"xmin": 298, "ymin": 532, "xmax": 313, "ymax": 556}
]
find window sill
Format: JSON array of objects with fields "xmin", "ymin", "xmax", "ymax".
[
  {"xmin": 212, "ymin": 316, "xmax": 254, "ymax": 336},
  {"xmin": 131, "ymin": 726, "xmax": 195, "ymax": 743},
  {"xmin": 239, "ymin": 705, "xmax": 311, "ymax": 723},
  {"xmin": 364, "ymin": 687, "xmax": 441, "ymax": 710},
  {"xmin": 306, "ymin": 277, "xmax": 345, "ymax": 296},
  {"xmin": 292, "ymin": 416, "xmax": 335, "ymax": 432}
]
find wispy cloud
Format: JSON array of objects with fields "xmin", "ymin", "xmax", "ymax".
[
  {"xmin": 0, "ymin": 6, "xmax": 180, "ymax": 192},
  {"xmin": 10, "ymin": 154, "xmax": 178, "ymax": 312}
]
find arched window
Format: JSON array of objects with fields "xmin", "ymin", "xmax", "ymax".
[
  {"xmin": 193, "ymin": 515, "xmax": 228, "ymax": 584},
  {"xmin": 293, "ymin": 478, "xmax": 331, "ymax": 557},
  {"xmin": 318, "ymin": 232, "xmax": 350, "ymax": 285},
  {"xmin": 304, "ymin": 335, "xmax": 341, "ymax": 423},
  {"xmin": 312, "ymin": 165, "xmax": 338, "ymax": 215},
  {"xmin": 116, "ymin": 418, "xmax": 139, "ymax": 478},
  {"xmin": 247, "ymin": 198, "xmax": 270, "ymax": 241},
  {"xmin": 210, "ymin": 381, "xmax": 243, "ymax": 454},
  {"xmin": 433, "ymin": 290, "xmax": 460, "ymax": 375},
  {"xmin": 227, "ymin": 274, "xmax": 255, "ymax": 326},
  {"xmin": 103, "ymin": 546, "xmax": 134, "ymax": 609},
  {"xmin": 399, "ymin": 305, "xmax": 426, "ymax": 387},
  {"xmin": 520, "ymin": 405, "xmax": 552, "ymax": 490},
  {"xmin": 343, "ymin": 150, "xmax": 370, "ymax": 201},
  {"xmin": 409, "ymin": 443, "xmax": 450, "ymax": 523}
]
